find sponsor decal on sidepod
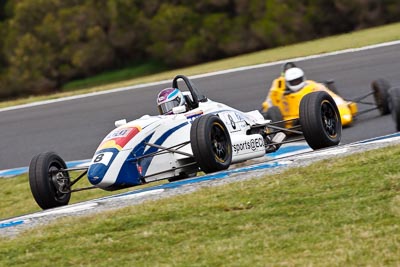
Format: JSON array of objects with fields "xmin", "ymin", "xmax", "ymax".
[{"xmin": 233, "ymin": 137, "xmax": 264, "ymax": 153}]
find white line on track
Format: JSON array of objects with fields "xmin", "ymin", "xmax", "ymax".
[{"xmin": 1, "ymin": 40, "xmax": 400, "ymax": 113}]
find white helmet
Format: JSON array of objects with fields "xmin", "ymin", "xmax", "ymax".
[{"xmin": 285, "ymin": 67, "xmax": 306, "ymax": 92}]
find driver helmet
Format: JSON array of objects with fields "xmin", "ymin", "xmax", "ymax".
[
  {"xmin": 157, "ymin": 88, "xmax": 186, "ymax": 115},
  {"xmin": 284, "ymin": 67, "xmax": 306, "ymax": 92}
]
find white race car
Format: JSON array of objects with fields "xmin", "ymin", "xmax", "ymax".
[{"xmin": 29, "ymin": 75, "xmax": 342, "ymax": 209}]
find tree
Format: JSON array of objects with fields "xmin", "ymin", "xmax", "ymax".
[
  {"xmin": 1, "ymin": 0, "xmax": 400, "ymax": 100},
  {"xmin": 148, "ymin": 4, "xmax": 201, "ymax": 66}
]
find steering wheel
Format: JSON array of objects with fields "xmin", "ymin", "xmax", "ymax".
[{"xmin": 281, "ymin": 62, "xmax": 297, "ymax": 75}]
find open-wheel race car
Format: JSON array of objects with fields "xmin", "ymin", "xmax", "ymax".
[
  {"xmin": 29, "ymin": 74, "xmax": 342, "ymax": 210},
  {"xmin": 261, "ymin": 62, "xmax": 393, "ymax": 129}
]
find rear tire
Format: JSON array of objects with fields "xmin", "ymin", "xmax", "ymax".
[
  {"xmin": 190, "ymin": 114, "xmax": 232, "ymax": 173},
  {"xmin": 371, "ymin": 78, "xmax": 391, "ymax": 115},
  {"xmin": 299, "ymin": 91, "xmax": 342, "ymax": 150},
  {"xmin": 389, "ymin": 87, "xmax": 400, "ymax": 131},
  {"xmin": 29, "ymin": 152, "xmax": 71, "ymax": 209}
]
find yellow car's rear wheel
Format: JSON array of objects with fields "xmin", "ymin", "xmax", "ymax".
[
  {"xmin": 371, "ymin": 78, "xmax": 391, "ymax": 115},
  {"xmin": 389, "ymin": 87, "xmax": 400, "ymax": 131}
]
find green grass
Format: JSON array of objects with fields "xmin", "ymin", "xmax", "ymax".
[
  {"xmin": 1, "ymin": 145, "xmax": 400, "ymax": 266},
  {"xmin": 1, "ymin": 22, "xmax": 400, "ymax": 109},
  {"xmin": 0, "ymin": 173, "xmax": 166, "ymax": 220}
]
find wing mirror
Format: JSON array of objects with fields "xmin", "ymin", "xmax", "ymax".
[
  {"xmin": 115, "ymin": 119, "xmax": 127, "ymax": 127},
  {"xmin": 172, "ymin": 106, "xmax": 187, "ymax": 114}
]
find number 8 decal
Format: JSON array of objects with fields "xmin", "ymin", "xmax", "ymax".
[
  {"xmin": 94, "ymin": 154, "xmax": 104, "ymax": 162},
  {"xmin": 91, "ymin": 152, "xmax": 113, "ymax": 166}
]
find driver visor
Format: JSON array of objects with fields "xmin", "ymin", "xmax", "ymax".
[
  {"xmin": 289, "ymin": 77, "xmax": 304, "ymax": 86},
  {"xmin": 158, "ymin": 98, "xmax": 180, "ymax": 115}
]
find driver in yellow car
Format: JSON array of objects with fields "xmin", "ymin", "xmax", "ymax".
[{"xmin": 261, "ymin": 62, "xmax": 358, "ymax": 128}]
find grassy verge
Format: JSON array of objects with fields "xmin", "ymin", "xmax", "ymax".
[
  {"xmin": 1, "ymin": 145, "xmax": 399, "ymax": 266},
  {"xmin": 1, "ymin": 22, "xmax": 400, "ymax": 109},
  {"xmin": 0, "ymin": 173, "xmax": 165, "ymax": 220}
]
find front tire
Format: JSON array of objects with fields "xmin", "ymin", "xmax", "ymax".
[
  {"xmin": 29, "ymin": 152, "xmax": 71, "ymax": 209},
  {"xmin": 190, "ymin": 114, "xmax": 232, "ymax": 173},
  {"xmin": 371, "ymin": 78, "xmax": 391, "ymax": 115},
  {"xmin": 389, "ymin": 87, "xmax": 400, "ymax": 131},
  {"xmin": 262, "ymin": 106, "xmax": 285, "ymax": 129},
  {"xmin": 299, "ymin": 91, "xmax": 342, "ymax": 150},
  {"xmin": 262, "ymin": 106, "xmax": 283, "ymax": 122}
]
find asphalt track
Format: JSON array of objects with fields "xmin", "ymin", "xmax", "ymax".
[{"xmin": 1, "ymin": 42, "xmax": 400, "ymax": 170}]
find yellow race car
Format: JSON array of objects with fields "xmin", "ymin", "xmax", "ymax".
[{"xmin": 261, "ymin": 62, "xmax": 390, "ymax": 130}]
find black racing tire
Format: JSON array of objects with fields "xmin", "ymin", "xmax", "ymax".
[
  {"xmin": 389, "ymin": 87, "xmax": 400, "ymax": 131},
  {"xmin": 262, "ymin": 106, "xmax": 285, "ymax": 130},
  {"xmin": 263, "ymin": 106, "xmax": 283, "ymax": 122},
  {"xmin": 371, "ymin": 78, "xmax": 391, "ymax": 115},
  {"xmin": 190, "ymin": 114, "xmax": 232, "ymax": 173},
  {"xmin": 299, "ymin": 91, "xmax": 342, "ymax": 150},
  {"xmin": 29, "ymin": 152, "xmax": 71, "ymax": 209}
]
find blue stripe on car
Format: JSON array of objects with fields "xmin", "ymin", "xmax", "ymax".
[
  {"xmin": 87, "ymin": 148, "xmax": 119, "ymax": 185},
  {"xmin": 90, "ymin": 121, "xmax": 188, "ymax": 188},
  {"xmin": 111, "ymin": 134, "xmax": 155, "ymax": 187},
  {"xmin": 139, "ymin": 122, "xmax": 189, "ymax": 176}
]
